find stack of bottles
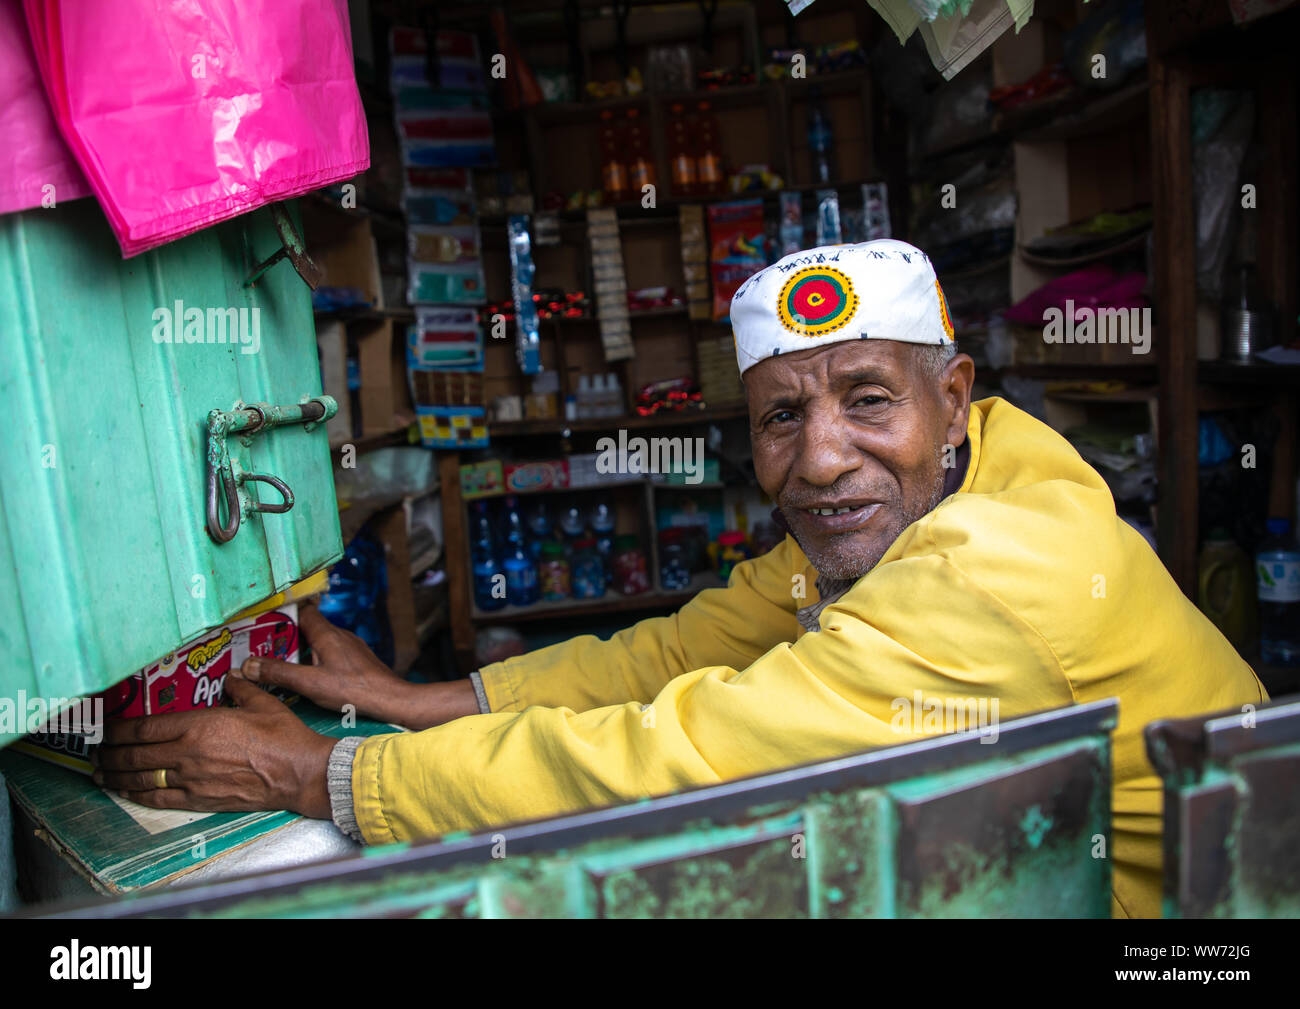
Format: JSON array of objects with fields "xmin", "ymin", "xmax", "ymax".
[
  {"xmin": 597, "ymin": 103, "xmax": 725, "ymax": 204},
  {"xmin": 471, "ymin": 496, "xmax": 650, "ymax": 610}
]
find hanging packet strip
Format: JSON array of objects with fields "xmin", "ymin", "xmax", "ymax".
[
  {"xmin": 403, "ymin": 188, "xmax": 477, "ymax": 226},
  {"xmin": 390, "ymin": 26, "xmax": 488, "ymax": 93},
  {"xmin": 22, "ymin": 0, "xmax": 369, "ymax": 257},
  {"xmin": 396, "ymin": 95, "xmax": 496, "ymax": 168},
  {"xmin": 0, "ymin": 0, "xmax": 90, "ymax": 214},
  {"xmin": 408, "ymin": 307, "xmax": 484, "ymax": 370},
  {"xmin": 509, "ymin": 215, "xmax": 542, "ymax": 374}
]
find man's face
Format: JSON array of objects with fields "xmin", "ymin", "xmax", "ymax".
[{"xmin": 746, "ymin": 340, "xmax": 973, "ymax": 580}]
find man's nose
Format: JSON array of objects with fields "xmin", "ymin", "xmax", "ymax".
[{"xmin": 792, "ymin": 408, "xmax": 862, "ymax": 487}]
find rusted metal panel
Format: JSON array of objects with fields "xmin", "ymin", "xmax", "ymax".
[{"xmin": 1146, "ymin": 695, "xmax": 1300, "ymax": 918}]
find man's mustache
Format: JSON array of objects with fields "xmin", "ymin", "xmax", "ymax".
[{"xmin": 779, "ymin": 484, "xmax": 897, "ymax": 513}]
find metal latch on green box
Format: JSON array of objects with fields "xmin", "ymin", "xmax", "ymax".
[{"xmin": 206, "ymin": 396, "xmax": 338, "ymax": 543}]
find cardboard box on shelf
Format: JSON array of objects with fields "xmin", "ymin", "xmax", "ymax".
[
  {"xmin": 357, "ymin": 318, "xmax": 416, "ymax": 436},
  {"xmin": 460, "ymin": 459, "xmax": 504, "ymax": 498},
  {"xmin": 504, "ymin": 460, "xmax": 570, "ymax": 493},
  {"xmin": 316, "ymin": 319, "xmax": 353, "ymax": 446},
  {"xmin": 303, "ymin": 202, "xmax": 385, "ymax": 309}
]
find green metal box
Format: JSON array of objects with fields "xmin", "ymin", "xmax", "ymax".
[{"xmin": 0, "ymin": 200, "xmax": 342, "ymax": 743}]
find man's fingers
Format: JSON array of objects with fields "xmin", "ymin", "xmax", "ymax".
[
  {"xmin": 223, "ymin": 673, "xmax": 285, "ymax": 711},
  {"xmin": 237, "ymin": 652, "xmax": 312, "ymax": 694},
  {"xmin": 94, "ymin": 741, "xmax": 183, "ymax": 772},
  {"xmin": 102, "ymin": 711, "xmax": 202, "ymax": 745},
  {"xmin": 297, "ymin": 602, "xmax": 336, "ymax": 645},
  {"xmin": 116, "ymin": 788, "xmax": 194, "ymax": 810},
  {"xmin": 94, "ymin": 767, "xmax": 181, "ymax": 792}
]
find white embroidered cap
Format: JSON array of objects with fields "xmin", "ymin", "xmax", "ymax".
[{"xmin": 730, "ymin": 239, "xmax": 955, "ymax": 375}]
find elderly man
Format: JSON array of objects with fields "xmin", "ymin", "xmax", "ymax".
[{"xmin": 97, "ymin": 240, "xmax": 1265, "ymax": 918}]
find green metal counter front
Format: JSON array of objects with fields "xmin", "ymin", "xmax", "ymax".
[
  {"xmin": 33, "ymin": 700, "xmax": 1119, "ymax": 919},
  {"xmin": 0, "ymin": 199, "xmax": 343, "ymax": 743}
]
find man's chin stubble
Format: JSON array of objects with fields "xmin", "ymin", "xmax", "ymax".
[{"xmin": 787, "ymin": 477, "xmax": 947, "ymax": 582}]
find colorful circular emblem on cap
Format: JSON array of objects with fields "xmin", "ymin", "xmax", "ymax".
[
  {"xmin": 777, "ymin": 266, "xmax": 859, "ymax": 337},
  {"xmin": 936, "ymin": 280, "xmax": 955, "ymax": 339}
]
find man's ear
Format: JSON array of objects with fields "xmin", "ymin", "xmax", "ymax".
[{"xmin": 942, "ymin": 353, "xmax": 975, "ymax": 446}]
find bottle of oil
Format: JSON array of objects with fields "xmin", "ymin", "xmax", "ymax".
[
  {"xmin": 598, "ymin": 110, "xmax": 629, "ymax": 203},
  {"xmin": 624, "ymin": 107, "xmax": 657, "ymax": 196}
]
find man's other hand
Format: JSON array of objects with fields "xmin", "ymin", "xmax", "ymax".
[
  {"xmin": 235, "ymin": 602, "xmax": 479, "ymax": 730},
  {"xmin": 93, "ymin": 676, "xmax": 335, "ymax": 818}
]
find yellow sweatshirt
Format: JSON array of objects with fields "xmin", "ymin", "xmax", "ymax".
[{"xmin": 350, "ymin": 397, "xmax": 1266, "ymax": 918}]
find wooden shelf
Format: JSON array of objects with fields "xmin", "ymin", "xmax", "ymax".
[
  {"xmin": 516, "ymin": 71, "xmax": 866, "ymax": 127},
  {"xmin": 489, "ymin": 405, "xmax": 748, "ymax": 438},
  {"xmin": 920, "ymin": 75, "xmax": 1150, "ymax": 163},
  {"xmin": 1198, "ymin": 361, "xmax": 1300, "ymax": 387},
  {"xmin": 989, "ymin": 364, "xmax": 1159, "ymax": 382},
  {"xmin": 472, "ymin": 572, "xmax": 725, "ymax": 625},
  {"xmin": 329, "ymin": 423, "xmax": 417, "ymax": 457},
  {"xmin": 314, "ymin": 307, "xmax": 415, "ymax": 324}
]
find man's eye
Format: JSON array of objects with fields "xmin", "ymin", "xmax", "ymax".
[
  {"xmin": 766, "ymin": 410, "xmax": 797, "ymax": 426},
  {"xmin": 854, "ymin": 395, "xmax": 886, "ymax": 407}
]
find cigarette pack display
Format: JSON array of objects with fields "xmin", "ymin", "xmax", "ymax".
[
  {"xmin": 13, "ymin": 575, "xmax": 326, "ymax": 776},
  {"xmin": 707, "ymin": 200, "xmax": 766, "ymax": 322}
]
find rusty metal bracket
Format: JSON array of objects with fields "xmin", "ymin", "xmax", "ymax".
[
  {"xmin": 244, "ymin": 204, "xmax": 324, "ymax": 289},
  {"xmin": 205, "ymin": 396, "xmax": 337, "ymax": 543}
]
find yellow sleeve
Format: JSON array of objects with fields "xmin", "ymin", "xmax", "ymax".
[
  {"xmin": 352, "ymin": 552, "xmax": 1074, "ymax": 844},
  {"xmin": 476, "ymin": 535, "xmax": 812, "ymax": 714}
]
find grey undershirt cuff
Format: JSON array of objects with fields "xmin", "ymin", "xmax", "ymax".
[
  {"xmin": 469, "ymin": 670, "xmax": 491, "ymax": 713},
  {"xmin": 326, "ymin": 735, "xmax": 366, "ymax": 843},
  {"xmin": 328, "ymin": 675, "xmax": 489, "ymax": 844}
]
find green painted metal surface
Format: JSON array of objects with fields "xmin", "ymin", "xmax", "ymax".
[
  {"xmin": 40, "ymin": 701, "xmax": 1117, "ymax": 919},
  {"xmin": 0, "ymin": 199, "xmax": 342, "ymax": 742},
  {"xmin": 1146, "ymin": 696, "xmax": 1300, "ymax": 919}
]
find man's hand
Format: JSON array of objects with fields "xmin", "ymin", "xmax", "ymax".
[
  {"xmin": 92, "ymin": 677, "xmax": 335, "ymax": 819},
  {"xmin": 235, "ymin": 602, "xmax": 478, "ymax": 730}
]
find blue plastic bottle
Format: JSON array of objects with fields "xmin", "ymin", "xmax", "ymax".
[
  {"xmin": 526, "ymin": 499, "xmax": 552, "ymax": 561},
  {"xmin": 559, "ymin": 501, "xmax": 586, "ymax": 552},
  {"xmin": 501, "ymin": 496, "xmax": 539, "ymax": 606},
  {"xmin": 472, "ymin": 501, "xmax": 506, "ymax": 611},
  {"xmin": 590, "ymin": 497, "xmax": 616, "ymax": 574},
  {"xmin": 1256, "ymin": 518, "xmax": 1300, "ymax": 666}
]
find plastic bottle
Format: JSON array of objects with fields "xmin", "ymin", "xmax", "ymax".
[
  {"xmin": 471, "ymin": 501, "xmax": 506, "ymax": 611},
  {"xmin": 570, "ymin": 538, "xmax": 607, "ymax": 599},
  {"xmin": 668, "ymin": 102, "xmax": 697, "ymax": 197},
  {"xmin": 1256, "ymin": 518, "xmax": 1300, "ymax": 666},
  {"xmin": 624, "ymin": 108, "xmax": 657, "ymax": 195},
  {"xmin": 526, "ymin": 499, "xmax": 552, "ymax": 561},
  {"xmin": 576, "ymin": 374, "xmax": 593, "ymax": 419},
  {"xmin": 500, "ymin": 496, "xmax": 539, "ymax": 607},
  {"xmin": 807, "ymin": 87, "xmax": 834, "ymax": 184},
  {"xmin": 605, "ymin": 372, "xmax": 623, "ymax": 417},
  {"xmin": 502, "ymin": 496, "xmax": 528, "ymax": 553},
  {"xmin": 590, "ymin": 497, "xmax": 616, "ymax": 573},
  {"xmin": 559, "ymin": 501, "xmax": 586, "ymax": 550},
  {"xmin": 1197, "ymin": 529, "xmax": 1256, "ymax": 651},
  {"xmin": 695, "ymin": 100, "xmax": 723, "ymax": 196},
  {"xmin": 598, "ymin": 110, "xmax": 629, "ymax": 203}
]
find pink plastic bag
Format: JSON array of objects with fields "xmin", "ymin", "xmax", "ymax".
[
  {"xmin": 0, "ymin": 0, "xmax": 90, "ymax": 214},
  {"xmin": 22, "ymin": 0, "xmax": 369, "ymax": 257}
]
